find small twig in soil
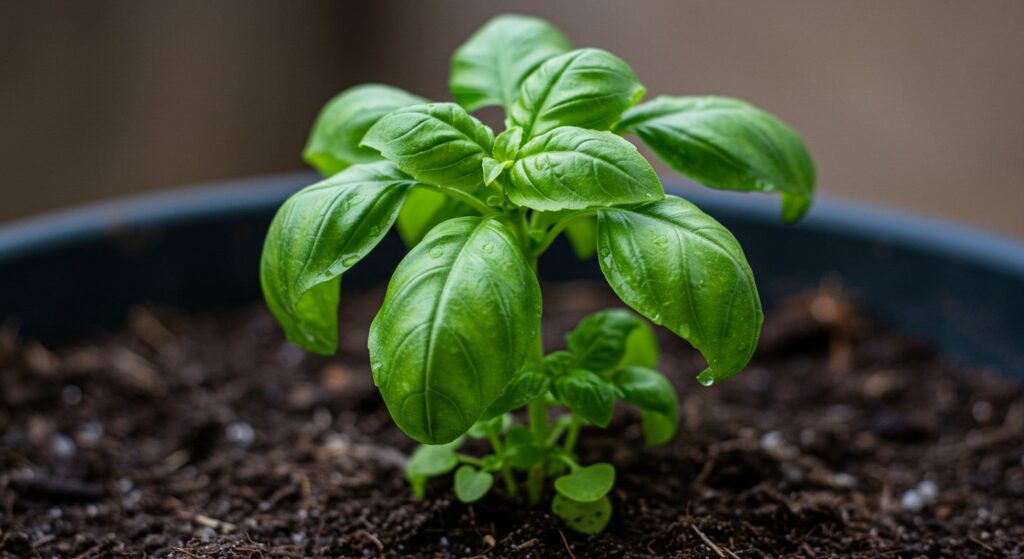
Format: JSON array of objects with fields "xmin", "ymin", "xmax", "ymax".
[
  {"xmin": 696, "ymin": 443, "xmax": 720, "ymax": 486},
  {"xmin": 691, "ymin": 525, "xmax": 740, "ymax": 559},
  {"xmin": 353, "ymin": 529, "xmax": 385, "ymax": 554},
  {"xmin": 968, "ymin": 535, "xmax": 994, "ymax": 552},
  {"xmin": 558, "ymin": 529, "xmax": 577, "ymax": 559},
  {"xmin": 180, "ymin": 511, "xmax": 236, "ymax": 533},
  {"xmin": 171, "ymin": 547, "xmax": 202, "ymax": 559}
]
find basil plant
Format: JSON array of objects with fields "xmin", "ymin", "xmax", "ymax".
[{"xmin": 261, "ymin": 14, "xmax": 814, "ymax": 534}]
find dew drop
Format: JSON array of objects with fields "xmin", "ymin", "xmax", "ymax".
[
  {"xmin": 429, "ymin": 246, "xmax": 444, "ymax": 258},
  {"xmin": 342, "ymin": 256, "xmax": 359, "ymax": 267},
  {"xmin": 481, "ymin": 242, "xmax": 494, "ymax": 253},
  {"xmin": 599, "ymin": 247, "xmax": 611, "ymax": 257},
  {"xmin": 654, "ymin": 235, "xmax": 668, "ymax": 246},
  {"xmin": 697, "ymin": 372, "xmax": 715, "ymax": 387}
]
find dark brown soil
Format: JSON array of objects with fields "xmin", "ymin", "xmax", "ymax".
[{"xmin": 1, "ymin": 282, "xmax": 1022, "ymax": 558}]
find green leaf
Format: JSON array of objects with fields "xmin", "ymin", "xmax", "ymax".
[
  {"xmin": 554, "ymin": 463, "xmax": 616, "ymax": 502},
  {"xmin": 543, "ymin": 351, "xmax": 575, "ymax": 377},
  {"xmin": 617, "ymin": 96, "xmax": 815, "ymax": 223},
  {"xmin": 362, "ymin": 103, "xmax": 495, "ymax": 193},
  {"xmin": 505, "ymin": 426, "xmax": 544, "ymax": 469},
  {"xmin": 552, "ymin": 370, "xmax": 616, "ymax": 427},
  {"xmin": 482, "ymin": 363, "xmax": 550, "ymax": 420},
  {"xmin": 449, "ymin": 14, "xmax": 572, "ymax": 112},
  {"xmin": 565, "ymin": 216, "xmax": 597, "ymax": 259},
  {"xmin": 507, "ymin": 127, "xmax": 663, "ymax": 211},
  {"xmin": 612, "ymin": 367, "xmax": 678, "ymax": 445},
  {"xmin": 482, "ymin": 157, "xmax": 512, "ymax": 186},
  {"xmin": 492, "ymin": 127, "xmax": 524, "ymax": 161},
  {"xmin": 260, "ymin": 161, "xmax": 416, "ymax": 354},
  {"xmin": 552, "ymin": 494, "xmax": 612, "ymax": 535},
  {"xmin": 565, "ymin": 309, "xmax": 646, "ymax": 372},
  {"xmin": 303, "ymin": 84, "xmax": 428, "ymax": 175},
  {"xmin": 596, "ymin": 196, "xmax": 763, "ymax": 384},
  {"xmin": 395, "ymin": 189, "xmax": 477, "ymax": 248},
  {"xmin": 406, "ymin": 440, "xmax": 461, "ymax": 498},
  {"xmin": 369, "ymin": 217, "xmax": 542, "ymax": 444},
  {"xmin": 619, "ymin": 320, "xmax": 660, "ymax": 369},
  {"xmin": 453, "ymin": 465, "xmax": 494, "ymax": 503},
  {"xmin": 467, "ymin": 413, "xmax": 510, "ymax": 439},
  {"xmin": 510, "ymin": 48, "xmax": 645, "ymax": 138}
]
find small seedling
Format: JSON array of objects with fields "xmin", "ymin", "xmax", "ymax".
[{"xmin": 261, "ymin": 14, "xmax": 814, "ymax": 533}]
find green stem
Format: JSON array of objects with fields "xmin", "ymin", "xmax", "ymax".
[
  {"xmin": 456, "ymin": 454, "xmax": 485, "ymax": 467},
  {"xmin": 485, "ymin": 432, "xmax": 518, "ymax": 498},
  {"xmin": 528, "ymin": 209, "xmax": 596, "ymax": 258},
  {"xmin": 412, "ymin": 184, "xmax": 497, "ymax": 217},
  {"xmin": 562, "ymin": 415, "xmax": 584, "ymax": 454}
]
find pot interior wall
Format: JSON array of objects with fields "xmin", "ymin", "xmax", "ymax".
[{"xmin": 1, "ymin": 173, "xmax": 1021, "ymax": 380}]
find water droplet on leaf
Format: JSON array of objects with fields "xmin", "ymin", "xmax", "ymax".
[{"xmin": 429, "ymin": 247, "xmax": 444, "ymax": 258}]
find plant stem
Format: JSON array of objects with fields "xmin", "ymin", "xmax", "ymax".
[
  {"xmin": 485, "ymin": 432, "xmax": 518, "ymax": 498},
  {"xmin": 411, "ymin": 184, "xmax": 497, "ymax": 217},
  {"xmin": 562, "ymin": 415, "xmax": 583, "ymax": 454}
]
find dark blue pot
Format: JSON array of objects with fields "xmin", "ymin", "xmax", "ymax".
[{"xmin": 1, "ymin": 173, "xmax": 1022, "ymax": 379}]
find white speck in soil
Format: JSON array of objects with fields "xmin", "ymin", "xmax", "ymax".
[
  {"xmin": 196, "ymin": 527, "xmax": 217, "ymax": 542},
  {"xmin": 440, "ymin": 536, "xmax": 450, "ymax": 547},
  {"xmin": 917, "ymin": 480, "xmax": 939, "ymax": 502},
  {"xmin": 47, "ymin": 507, "xmax": 62, "ymax": 519},
  {"xmin": 77, "ymin": 421, "xmax": 104, "ymax": 446},
  {"xmin": 313, "ymin": 407, "xmax": 332, "ymax": 430},
  {"xmin": 61, "ymin": 385, "xmax": 81, "ymax": 406},
  {"xmin": 900, "ymin": 489, "xmax": 925, "ymax": 512},
  {"xmin": 832, "ymin": 473, "xmax": 857, "ymax": 488},
  {"xmin": 226, "ymin": 422, "xmax": 255, "ymax": 447},
  {"xmin": 51, "ymin": 433, "xmax": 76, "ymax": 458},
  {"xmin": 972, "ymin": 400, "xmax": 993, "ymax": 423}
]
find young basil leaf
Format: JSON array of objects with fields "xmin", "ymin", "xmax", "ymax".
[
  {"xmin": 552, "ymin": 370, "xmax": 616, "ymax": 427},
  {"xmin": 543, "ymin": 351, "xmax": 575, "ymax": 377},
  {"xmin": 510, "ymin": 48, "xmax": 645, "ymax": 138},
  {"xmin": 612, "ymin": 367, "xmax": 678, "ymax": 445},
  {"xmin": 616, "ymin": 96, "xmax": 815, "ymax": 223},
  {"xmin": 361, "ymin": 103, "xmax": 495, "ymax": 193},
  {"xmin": 619, "ymin": 320, "xmax": 660, "ymax": 369},
  {"xmin": 260, "ymin": 161, "xmax": 417, "ymax": 354},
  {"xmin": 596, "ymin": 196, "xmax": 763, "ymax": 384},
  {"xmin": 304, "ymin": 84, "xmax": 428, "ymax": 176},
  {"xmin": 505, "ymin": 426, "xmax": 545, "ymax": 469},
  {"xmin": 467, "ymin": 413, "xmax": 511, "ymax": 439},
  {"xmin": 565, "ymin": 216, "xmax": 598, "ymax": 260},
  {"xmin": 641, "ymin": 410, "xmax": 678, "ymax": 446},
  {"xmin": 492, "ymin": 127, "xmax": 524, "ymax": 161},
  {"xmin": 453, "ymin": 465, "xmax": 494, "ymax": 503},
  {"xmin": 565, "ymin": 309, "xmax": 645, "ymax": 372},
  {"xmin": 449, "ymin": 14, "xmax": 572, "ymax": 112},
  {"xmin": 369, "ymin": 217, "xmax": 542, "ymax": 444},
  {"xmin": 396, "ymin": 189, "xmax": 476, "ymax": 248},
  {"xmin": 406, "ymin": 440, "xmax": 461, "ymax": 498},
  {"xmin": 482, "ymin": 363, "xmax": 550, "ymax": 420},
  {"xmin": 482, "ymin": 158, "xmax": 512, "ymax": 187},
  {"xmin": 554, "ymin": 462, "xmax": 616, "ymax": 502},
  {"xmin": 507, "ymin": 127, "xmax": 663, "ymax": 211},
  {"xmin": 551, "ymin": 493, "xmax": 612, "ymax": 535}
]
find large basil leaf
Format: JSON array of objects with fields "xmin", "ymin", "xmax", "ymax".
[
  {"xmin": 396, "ymin": 189, "xmax": 476, "ymax": 247},
  {"xmin": 507, "ymin": 127, "xmax": 663, "ymax": 211},
  {"xmin": 369, "ymin": 217, "xmax": 542, "ymax": 444},
  {"xmin": 303, "ymin": 84, "xmax": 427, "ymax": 176},
  {"xmin": 612, "ymin": 367, "xmax": 678, "ymax": 445},
  {"xmin": 616, "ymin": 96, "xmax": 815, "ymax": 223},
  {"xmin": 362, "ymin": 103, "xmax": 495, "ymax": 193},
  {"xmin": 596, "ymin": 195, "xmax": 763, "ymax": 384},
  {"xmin": 260, "ymin": 161, "xmax": 416, "ymax": 354},
  {"xmin": 565, "ymin": 309, "xmax": 646, "ymax": 372},
  {"xmin": 509, "ymin": 48, "xmax": 645, "ymax": 138},
  {"xmin": 449, "ymin": 14, "xmax": 571, "ymax": 111}
]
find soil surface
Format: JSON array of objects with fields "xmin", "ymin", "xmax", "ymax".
[{"xmin": 1, "ymin": 282, "xmax": 1022, "ymax": 558}]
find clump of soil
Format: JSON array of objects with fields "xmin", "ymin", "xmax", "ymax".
[{"xmin": 1, "ymin": 283, "xmax": 1022, "ymax": 558}]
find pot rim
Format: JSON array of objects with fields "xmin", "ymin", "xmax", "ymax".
[{"xmin": 2, "ymin": 172, "xmax": 1023, "ymax": 279}]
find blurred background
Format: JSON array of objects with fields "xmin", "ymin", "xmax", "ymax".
[{"xmin": 2, "ymin": 0, "xmax": 1023, "ymax": 238}]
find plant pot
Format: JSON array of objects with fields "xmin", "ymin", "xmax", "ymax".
[
  {"xmin": 2, "ymin": 173, "xmax": 1024, "ymax": 552},
  {"xmin": 3, "ymin": 173, "xmax": 1021, "ymax": 377}
]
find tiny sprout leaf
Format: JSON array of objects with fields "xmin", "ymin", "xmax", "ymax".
[
  {"xmin": 616, "ymin": 96, "xmax": 815, "ymax": 223},
  {"xmin": 612, "ymin": 367, "xmax": 679, "ymax": 445},
  {"xmin": 449, "ymin": 14, "xmax": 572, "ymax": 112},
  {"xmin": 406, "ymin": 441, "xmax": 461, "ymax": 498},
  {"xmin": 597, "ymin": 195, "xmax": 763, "ymax": 384},
  {"xmin": 552, "ymin": 494, "xmax": 612, "ymax": 535},
  {"xmin": 510, "ymin": 48, "xmax": 645, "ymax": 138},
  {"xmin": 554, "ymin": 462, "xmax": 616, "ymax": 502},
  {"xmin": 260, "ymin": 161, "xmax": 416, "ymax": 354},
  {"xmin": 369, "ymin": 217, "xmax": 542, "ymax": 444},
  {"xmin": 566, "ymin": 309, "xmax": 646, "ymax": 372},
  {"xmin": 454, "ymin": 465, "xmax": 494, "ymax": 503},
  {"xmin": 467, "ymin": 414, "xmax": 511, "ymax": 439},
  {"xmin": 492, "ymin": 127, "xmax": 525, "ymax": 162},
  {"xmin": 552, "ymin": 370, "xmax": 616, "ymax": 427},
  {"xmin": 304, "ymin": 84, "xmax": 428, "ymax": 175},
  {"xmin": 507, "ymin": 127, "xmax": 663, "ymax": 211},
  {"xmin": 482, "ymin": 363, "xmax": 550, "ymax": 420},
  {"xmin": 482, "ymin": 157, "xmax": 512, "ymax": 186},
  {"xmin": 362, "ymin": 103, "xmax": 495, "ymax": 193},
  {"xmin": 543, "ymin": 351, "xmax": 575, "ymax": 377}
]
